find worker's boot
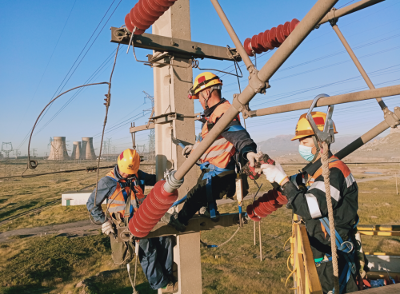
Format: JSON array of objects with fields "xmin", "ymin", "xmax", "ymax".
[
  {"xmin": 161, "ymin": 280, "xmax": 178, "ymax": 293},
  {"xmin": 161, "ymin": 212, "xmax": 186, "ymax": 232}
]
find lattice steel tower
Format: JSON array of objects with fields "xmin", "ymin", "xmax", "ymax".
[
  {"xmin": 143, "ymin": 91, "xmax": 155, "ymax": 160},
  {"xmin": 1, "ymin": 142, "xmax": 13, "ymax": 158}
]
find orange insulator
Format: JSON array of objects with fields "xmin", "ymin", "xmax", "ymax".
[
  {"xmin": 129, "ymin": 180, "xmax": 178, "ymax": 238},
  {"xmin": 242, "ymin": 18, "xmax": 300, "ymax": 55},
  {"xmin": 124, "ymin": 0, "xmax": 178, "ymax": 35}
]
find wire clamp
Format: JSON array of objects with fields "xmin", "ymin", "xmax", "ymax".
[
  {"xmin": 384, "ymin": 107, "xmax": 400, "ymax": 128},
  {"xmin": 248, "ymin": 67, "xmax": 268, "ymax": 94}
]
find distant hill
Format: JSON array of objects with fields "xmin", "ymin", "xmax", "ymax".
[
  {"xmin": 347, "ymin": 130, "xmax": 400, "ymax": 161},
  {"xmin": 257, "ymin": 129, "xmax": 399, "ymax": 162}
]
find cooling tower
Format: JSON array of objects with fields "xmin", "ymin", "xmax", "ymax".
[
  {"xmin": 48, "ymin": 136, "xmax": 69, "ymax": 160},
  {"xmin": 71, "ymin": 141, "xmax": 82, "ymax": 160},
  {"xmin": 82, "ymin": 137, "xmax": 96, "ymax": 160}
]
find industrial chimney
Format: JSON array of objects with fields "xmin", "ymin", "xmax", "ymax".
[
  {"xmin": 48, "ymin": 136, "xmax": 69, "ymax": 160},
  {"xmin": 82, "ymin": 137, "xmax": 96, "ymax": 160},
  {"xmin": 71, "ymin": 141, "xmax": 82, "ymax": 160}
]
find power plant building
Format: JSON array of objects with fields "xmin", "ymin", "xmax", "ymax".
[
  {"xmin": 71, "ymin": 141, "xmax": 82, "ymax": 160},
  {"xmin": 82, "ymin": 137, "xmax": 96, "ymax": 160},
  {"xmin": 48, "ymin": 136, "xmax": 69, "ymax": 160}
]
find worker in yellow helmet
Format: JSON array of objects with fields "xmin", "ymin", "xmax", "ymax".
[
  {"xmin": 163, "ymin": 72, "xmax": 259, "ymax": 231},
  {"xmin": 249, "ymin": 111, "xmax": 360, "ymax": 293},
  {"xmin": 87, "ymin": 149, "xmax": 177, "ymax": 293}
]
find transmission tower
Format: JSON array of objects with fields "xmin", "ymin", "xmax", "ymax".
[
  {"xmin": 1, "ymin": 142, "xmax": 13, "ymax": 158},
  {"xmin": 143, "ymin": 91, "xmax": 155, "ymax": 160}
]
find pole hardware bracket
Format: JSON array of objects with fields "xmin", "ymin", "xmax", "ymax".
[
  {"xmin": 328, "ymin": 8, "xmax": 339, "ymax": 27},
  {"xmin": 383, "ymin": 106, "xmax": 400, "ymax": 128},
  {"xmin": 306, "ymin": 94, "xmax": 335, "ymax": 145},
  {"xmin": 150, "ymin": 112, "xmax": 184, "ymax": 124},
  {"xmin": 232, "ymin": 94, "xmax": 247, "ymax": 113},
  {"xmin": 248, "ymin": 67, "xmax": 269, "ymax": 94},
  {"xmin": 146, "ymin": 52, "xmax": 172, "ymax": 68}
]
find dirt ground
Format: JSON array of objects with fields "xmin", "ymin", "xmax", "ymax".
[{"xmin": 0, "ymin": 159, "xmax": 399, "ymax": 293}]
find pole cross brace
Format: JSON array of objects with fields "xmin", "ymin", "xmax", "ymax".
[
  {"xmin": 384, "ymin": 106, "xmax": 400, "ymax": 128},
  {"xmin": 248, "ymin": 68, "xmax": 268, "ymax": 94}
]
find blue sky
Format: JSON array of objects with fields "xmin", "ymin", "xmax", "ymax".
[{"xmin": 0, "ymin": 0, "xmax": 399, "ymax": 156}]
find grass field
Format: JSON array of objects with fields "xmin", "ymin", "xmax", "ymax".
[{"xmin": 0, "ymin": 159, "xmax": 399, "ymax": 293}]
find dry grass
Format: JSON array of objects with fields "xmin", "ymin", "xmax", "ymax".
[{"xmin": 0, "ymin": 160, "xmax": 399, "ymax": 293}]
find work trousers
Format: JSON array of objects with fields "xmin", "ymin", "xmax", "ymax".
[
  {"xmin": 110, "ymin": 235, "xmax": 173, "ymax": 290},
  {"xmin": 139, "ymin": 237, "xmax": 173, "ymax": 290},
  {"xmin": 316, "ymin": 256, "xmax": 358, "ymax": 294},
  {"xmin": 177, "ymin": 169, "xmax": 236, "ymax": 225}
]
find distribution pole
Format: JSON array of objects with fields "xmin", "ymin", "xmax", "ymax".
[{"xmin": 152, "ymin": 1, "xmax": 201, "ymax": 292}]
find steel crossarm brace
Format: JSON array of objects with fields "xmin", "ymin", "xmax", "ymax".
[
  {"xmin": 110, "ymin": 28, "xmax": 240, "ymax": 62},
  {"xmin": 318, "ymin": 0, "xmax": 385, "ymax": 26},
  {"xmin": 144, "ymin": 213, "xmax": 242, "ymax": 238},
  {"xmin": 130, "ymin": 123, "xmax": 155, "ymax": 133},
  {"xmin": 245, "ymin": 84, "xmax": 400, "ymax": 118},
  {"xmin": 173, "ymin": 0, "xmax": 339, "ymax": 181}
]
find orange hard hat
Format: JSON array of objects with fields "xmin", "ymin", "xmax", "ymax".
[{"xmin": 292, "ymin": 111, "xmax": 338, "ymax": 141}]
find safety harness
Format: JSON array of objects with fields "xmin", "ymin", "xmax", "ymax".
[
  {"xmin": 315, "ymin": 216, "xmax": 359, "ymax": 294},
  {"xmin": 107, "ymin": 172, "xmax": 145, "ymax": 226}
]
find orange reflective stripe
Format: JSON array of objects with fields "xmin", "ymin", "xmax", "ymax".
[{"xmin": 308, "ymin": 156, "xmax": 354, "ymax": 187}]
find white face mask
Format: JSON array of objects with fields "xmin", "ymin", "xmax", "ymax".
[{"xmin": 298, "ymin": 145, "xmax": 315, "ymax": 162}]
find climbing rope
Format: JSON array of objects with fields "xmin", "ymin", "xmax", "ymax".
[{"xmin": 321, "ymin": 141, "xmax": 340, "ymax": 292}]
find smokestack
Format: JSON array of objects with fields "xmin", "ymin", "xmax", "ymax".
[
  {"xmin": 82, "ymin": 137, "xmax": 96, "ymax": 160},
  {"xmin": 71, "ymin": 141, "xmax": 82, "ymax": 160},
  {"xmin": 48, "ymin": 136, "xmax": 69, "ymax": 160}
]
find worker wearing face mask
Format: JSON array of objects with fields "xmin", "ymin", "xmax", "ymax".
[{"xmin": 248, "ymin": 112, "xmax": 360, "ymax": 294}]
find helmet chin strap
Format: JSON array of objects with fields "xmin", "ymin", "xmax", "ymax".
[{"xmin": 312, "ymin": 135, "xmax": 320, "ymax": 162}]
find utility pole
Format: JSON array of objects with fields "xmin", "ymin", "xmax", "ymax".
[{"xmin": 152, "ymin": 2, "xmax": 201, "ymax": 292}]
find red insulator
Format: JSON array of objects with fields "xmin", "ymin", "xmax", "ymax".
[
  {"xmin": 283, "ymin": 21, "xmax": 291, "ymax": 37},
  {"xmin": 129, "ymin": 180, "xmax": 178, "ymax": 238},
  {"xmin": 246, "ymin": 204, "xmax": 261, "ymax": 222},
  {"xmin": 242, "ymin": 18, "xmax": 300, "ymax": 55},
  {"xmin": 290, "ymin": 18, "xmax": 300, "ymax": 33},
  {"xmin": 276, "ymin": 24, "xmax": 285, "ymax": 43},
  {"xmin": 261, "ymin": 30, "xmax": 274, "ymax": 50},
  {"xmin": 124, "ymin": 0, "xmax": 178, "ymax": 35},
  {"xmin": 244, "ymin": 38, "xmax": 254, "ymax": 56},
  {"xmin": 247, "ymin": 189, "xmax": 287, "ymax": 221}
]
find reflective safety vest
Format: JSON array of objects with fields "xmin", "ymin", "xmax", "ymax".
[
  {"xmin": 193, "ymin": 100, "xmax": 238, "ymax": 169},
  {"xmin": 307, "ymin": 156, "xmax": 355, "ymax": 189},
  {"xmin": 105, "ymin": 169, "xmax": 145, "ymax": 219}
]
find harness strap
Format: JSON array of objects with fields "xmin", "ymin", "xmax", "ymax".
[
  {"xmin": 317, "ymin": 217, "xmax": 358, "ymax": 294},
  {"xmin": 200, "ymin": 162, "xmax": 234, "ymax": 219}
]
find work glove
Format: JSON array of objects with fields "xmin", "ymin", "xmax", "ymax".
[
  {"xmin": 101, "ymin": 219, "xmax": 115, "ymax": 236},
  {"xmin": 182, "ymin": 145, "xmax": 193, "ymax": 158},
  {"xmin": 246, "ymin": 151, "xmax": 260, "ymax": 167},
  {"xmin": 261, "ymin": 161, "xmax": 288, "ymax": 185}
]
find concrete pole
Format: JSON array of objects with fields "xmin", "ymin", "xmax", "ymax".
[{"xmin": 152, "ymin": 1, "xmax": 201, "ymax": 293}]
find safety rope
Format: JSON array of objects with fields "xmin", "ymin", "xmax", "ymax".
[{"xmin": 321, "ymin": 141, "xmax": 340, "ymax": 292}]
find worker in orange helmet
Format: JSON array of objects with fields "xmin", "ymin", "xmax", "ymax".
[
  {"xmin": 163, "ymin": 72, "xmax": 259, "ymax": 231},
  {"xmin": 87, "ymin": 149, "xmax": 177, "ymax": 293},
  {"xmin": 250, "ymin": 111, "xmax": 360, "ymax": 293}
]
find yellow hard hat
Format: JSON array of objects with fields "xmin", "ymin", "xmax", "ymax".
[
  {"xmin": 188, "ymin": 72, "xmax": 222, "ymax": 99},
  {"xmin": 117, "ymin": 149, "xmax": 140, "ymax": 175},
  {"xmin": 291, "ymin": 111, "xmax": 338, "ymax": 141}
]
